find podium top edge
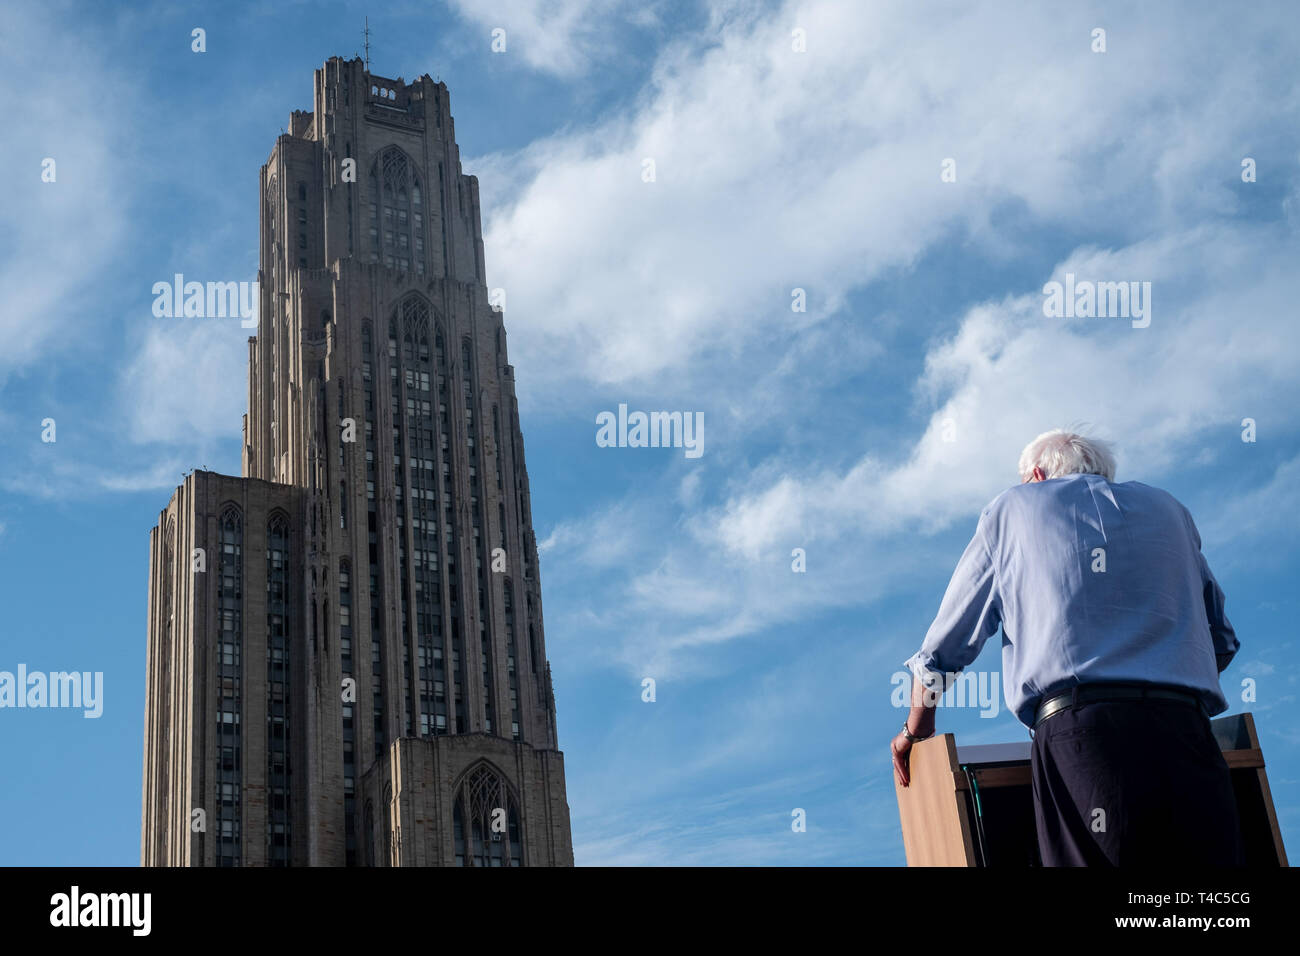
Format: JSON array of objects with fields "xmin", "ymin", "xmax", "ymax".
[{"xmin": 956, "ymin": 742, "xmax": 1031, "ymax": 765}]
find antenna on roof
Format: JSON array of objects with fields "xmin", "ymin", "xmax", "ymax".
[{"xmin": 363, "ymin": 16, "xmax": 371, "ymax": 72}]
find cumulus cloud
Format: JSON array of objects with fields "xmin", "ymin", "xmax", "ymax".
[
  {"xmin": 552, "ymin": 222, "xmax": 1298, "ymax": 677},
  {"xmin": 514, "ymin": 1, "xmax": 1300, "ymax": 678},
  {"xmin": 471, "ymin": 0, "xmax": 1300, "ymax": 406}
]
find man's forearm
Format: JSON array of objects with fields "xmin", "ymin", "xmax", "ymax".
[{"xmin": 907, "ymin": 676, "xmax": 938, "ymax": 737}]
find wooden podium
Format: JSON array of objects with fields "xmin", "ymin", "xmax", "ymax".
[{"xmin": 894, "ymin": 712, "xmax": 1288, "ymax": 866}]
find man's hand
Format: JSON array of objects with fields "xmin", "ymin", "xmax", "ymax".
[
  {"xmin": 893, "ymin": 675, "xmax": 939, "ymax": 787},
  {"xmin": 891, "ymin": 730, "xmax": 914, "ymax": 787}
]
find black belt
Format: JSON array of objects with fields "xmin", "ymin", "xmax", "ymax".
[{"xmin": 1033, "ymin": 682, "xmax": 1204, "ymax": 728}]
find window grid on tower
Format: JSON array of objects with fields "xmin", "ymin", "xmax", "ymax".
[
  {"xmin": 389, "ymin": 320, "xmax": 413, "ymax": 737},
  {"xmin": 369, "ymin": 147, "xmax": 424, "ymax": 276},
  {"xmin": 340, "ymin": 559, "xmax": 356, "ymax": 865},
  {"xmin": 390, "ymin": 295, "xmax": 448, "ymax": 741},
  {"xmin": 384, "ymin": 295, "xmax": 452, "ymax": 743},
  {"xmin": 266, "ymin": 513, "xmax": 292, "ymax": 865},
  {"xmin": 362, "ymin": 321, "xmax": 387, "ymax": 760},
  {"xmin": 492, "ymin": 405, "xmax": 503, "ymax": 492},
  {"xmin": 503, "ymin": 579, "xmax": 519, "ymax": 740},
  {"xmin": 463, "ymin": 340, "xmax": 495, "ymax": 735},
  {"xmin": 160, "ymin": 519, "xmax": 174, "ymax": 864},
  {"xmin": 433, "ymin": 328, "xmax": 467, "ymax": 733},
  {"xmin": 216, "ymin": 506, "xmax": 243, "ymax": 866}
]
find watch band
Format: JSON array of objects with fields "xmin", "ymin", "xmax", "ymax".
[{"xmin": 901, "ymin": 722, "xmax": 933, "ymax": 743}]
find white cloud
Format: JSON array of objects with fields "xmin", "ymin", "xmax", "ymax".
[
  {"xmin": 0, "ymin": 5, "xmax": 133, "ymax": 380},
  {"xmin": 539, "ymin": 225, "xmax": 1300, "ymax": 679},
  {"xmin": 116, "ymin": 321, "xmax": 249, "ymax": 446},
  {"xmin": 1200, "ymin": 453, "xmax": 1300, "ymax": 558},
  {"xmin": 445, "ymin": 0, "xmax": 653, "ymax": 76},
  {"xmin": 470, "ymin": 0, "xmax": 1300, "ymax": 407},
  {"xmin": 0, "ymin": 455, "xmax": 189, "ymax": 500},
  {"xmin": 479, "ymin": 1, "xmax": 1300, "ymax": 679}
]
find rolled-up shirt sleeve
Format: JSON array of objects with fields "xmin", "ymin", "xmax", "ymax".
[
  {"xmin": 1183, "ymin": 507, "xmax": 1239, "ymax": 672},
  {"xmin": 903, "ymin": 514, "xmax": 1001, "ymax": 695}
]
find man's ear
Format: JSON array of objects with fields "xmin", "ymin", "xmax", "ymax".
[{"xmin": 1032, "ymin": 466, "xmax": 1047, "ymax": 482}]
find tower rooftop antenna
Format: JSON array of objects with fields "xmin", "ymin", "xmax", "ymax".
[{"xmin": 363, "ymin": 17, "xmax": 371, "ymax": 72}]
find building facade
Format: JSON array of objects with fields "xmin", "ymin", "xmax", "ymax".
[{"xmin": 141, "ymin": 57, "xmax": 574, "ymax": 866}]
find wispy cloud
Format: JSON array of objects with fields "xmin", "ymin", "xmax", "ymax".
[
  {"xmin": 0, "ymin": 455, "xmax": 189, "ymax": 499},
  {"xmin": 445, "ymin": 0, "xmax": 661, "ymax": 76},
  {"xmin": 115, "ymin": 320, "xmax": 249, "ymax": 446},
  {"xmin": 0, "ymin": 4, "xmax": 135, "ymax": 381}
]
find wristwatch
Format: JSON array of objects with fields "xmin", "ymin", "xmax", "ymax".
[{"xmin": 900, "ymin": 722, "xmax": 933, "ymax": 743}]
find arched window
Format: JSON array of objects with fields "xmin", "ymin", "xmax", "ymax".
[
  {"xmin": 389, "ymin": 294, "xmax": 448, "ymax": 739},
  {"xmin": 369, "ymin": 147, "xmax": 424, "ymax": 275},
  {"xmin": 452, "ymin": 763, "xmax": 522, "ymax": 866},
  {"xmin": 266, "ymin": 176, "xmax": 279, "ymax": 247}
]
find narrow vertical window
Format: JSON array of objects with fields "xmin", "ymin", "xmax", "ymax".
[
  {"xmin": 340, "ymin": 559, "xmax": 356, "ymax": 865},
  {"xmin": 503, "ymin": 579, "xmax": 519, "ymax": 740},
  {"xmin": 391, "ymin": 294, "xmax": 445, "ymax": 741},
  {"xmin": 362, "ymin": 319, "xmax": 386, "ymax": 759},
  {"xmin": 216, "ymin": 507, "xmax": 242, "ymax": 866},
  {"xmin": 266, "ymin": 514, "xmax": 292, "ymax": 865}
]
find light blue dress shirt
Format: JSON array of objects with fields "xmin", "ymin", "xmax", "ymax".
[{"xmin": 903, "ymin": 473, "xmax": 1238, "ymax": 729}]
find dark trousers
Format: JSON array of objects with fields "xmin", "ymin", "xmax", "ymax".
[{"xmin": 1030, "ymin": 694, "xmax": 1246, "ymax": 866}]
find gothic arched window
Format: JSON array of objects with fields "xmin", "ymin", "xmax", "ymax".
[
  {"xmin": 266, "ymin": 176, "xmax": 279, "ymax": 249},
  {"xmin": 452, "ymin": 762, "xmax": 522, "ymax": 866},
  {"xmin": 369, "ymin": 147, "xmax": 425, "ymax": 275},
  {"xmin": 388, "ymin": 294, "xmax": 448, "ymax": 739}
]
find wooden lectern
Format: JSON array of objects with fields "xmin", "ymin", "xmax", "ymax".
[{"xmin": 894, "ymin": 712, "xmax": 1288, "ymax": 866}]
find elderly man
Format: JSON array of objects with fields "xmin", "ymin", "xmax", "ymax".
[{"xmin": 893, "ymin": 429, "xmax": 1244, "ymax": 865}]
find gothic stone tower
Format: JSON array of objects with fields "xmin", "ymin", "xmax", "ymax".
[{"xmin": 140, "ymin": 57, "xmax": 574, "ymax": 867}]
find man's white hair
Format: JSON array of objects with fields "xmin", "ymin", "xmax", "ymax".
[{"xmin": 1018, "ymin": 428, "xmax": 1116, "ymax": 482}]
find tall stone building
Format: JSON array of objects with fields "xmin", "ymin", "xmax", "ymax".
[{"xmin": 140, "ymin": 57, "xmax": 574, "ymax": 867}]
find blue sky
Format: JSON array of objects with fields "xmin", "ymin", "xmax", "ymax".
[{"xmin": 0, "ymin": 0, "xmax": 1297, "ymax": 866}]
